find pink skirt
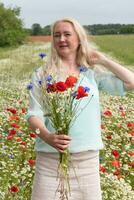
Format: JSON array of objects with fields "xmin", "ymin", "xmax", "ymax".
[{"xmin": 31, "ymin": 150, "xmax": 102, "ymax": 200}]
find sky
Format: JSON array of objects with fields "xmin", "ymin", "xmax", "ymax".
[{"xmin": 1, "ymin": 0, "xmax": 134, "ymax": 28}]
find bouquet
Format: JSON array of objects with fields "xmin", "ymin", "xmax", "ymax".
[{"xmin": 40, "ymin": 71, "xmax": 93, "ymax": 199}]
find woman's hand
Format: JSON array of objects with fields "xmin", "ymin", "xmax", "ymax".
[
  {"xmin": 89, "ymin": 51, "xmax": 108, "ymax": 66},
  {"xmin": 45, "ymin": 133, "xmax": 71, "ymax": 153}
]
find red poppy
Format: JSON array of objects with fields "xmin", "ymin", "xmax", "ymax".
[
  {"xmin": 16, "ymin": 137, "xmax": 22, "ymax": 142},
  {"xmin": 11, "ymin": 123, "xmax": 20, "ymax": 129},
  {"xmin": 106, "ymin": 135, "xmax": 112, "ymax": 140},
  {"xmin": 22, "ymin": 108, "xmax": 27, "ymax": 113},
  {"xmin": 103, "ymin": 110, "xmax": 112, "ymax": 117},
  {"xmin": 56, "ymin": 82, "xmax": 67, "ymax": 92},
  {"xmin": 99, "ymin": 165, "xmax": 107, "ymax": 173},
  {"xmin": 111, "ymin": 160, "xmax": 120, "ymax": 168},
  {"xmin": 76, "ymin": 86, "xmax": 88, "ymax": 99},
  {"xmin": 28, "ymin": 159, "xmax": 35, "ymax": 167},
  {"xmin": 30, "ymin": 132, "xmax": 37, "ymax": 138},
  {"xmin": 7, "ymin": 135, "xmax": 14, "ymax": 140},
  {"xmin": 128, "ymin": 152, "xmax": 134, "ymax": 156},
  {"xmin": 128, "ymin": 131, "xmax": 134, "ymax": 136},
  {"xmin": 9, "ymin": 129, "xmax": 16, "ymax": 136},
  {"xmin": 6, "ymin": 108, "xmax": 17, "ymax": 114},
  {"xmin": 127, "ymin": 122, "xmax": 134, "ymax": 127},
  {"xmin": 20, "ymin": 141, "xmax": 27, "ymax": 146},
  {"xmin": 9, "ymin": 115, "xmax": 20, "ymax": 121},
  {"xmin": 113, "ymin": 170, "xmax": 120, "ymax": 176},
  {"xmin": 65, "ymin": 76, "xmax": 77, "ymax": 88},
  {"xmin": 9, "ymin": 185, "xmax": 19, "ymax": 193},
  {"xmin": 112, "ymin": 150, "xmax": 120, "ymax": 158}
]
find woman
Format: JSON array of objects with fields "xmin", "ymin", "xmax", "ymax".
[{"xmin": 27, "ymin": 18, "xmax": 134, "ymax": 200}]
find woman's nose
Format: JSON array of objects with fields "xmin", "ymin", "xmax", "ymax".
[{"xmin": 59, "ymin": 34, "xmax": 65, "ymax": 41}]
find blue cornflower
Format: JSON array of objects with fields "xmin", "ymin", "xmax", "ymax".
[
  {"xmin": 71, "ymin": 91, "xmax": 77, "ymax": 98},
  {"xmin": 38, "ymin": 80, "xmax": 42, "ymax": 86},
  {"xmin": 84, "ymin": 86, "xmax": 90, "ymax": 92},
  {"xmin": 27, "ymin": 83, "xmax": 33, "ymax": 90},
  {"xmin": 39, "ymin": 53, "xmax": 47, "ymax": 59},
  {"xmin": 45, "ymin": 75, "xmax": 52, "ymax": 82},
  {"xmin": 79, "ymin": 66, "xmax": 87, "ymax": 73}
]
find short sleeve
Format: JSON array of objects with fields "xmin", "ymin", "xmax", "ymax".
[
  {"xmin": 94, "ymin": 67, "xmax": 126, "ymax": 96},
  {"xmin": 26, "ymin": 67, "xmax": 44, "ymax": 122}
]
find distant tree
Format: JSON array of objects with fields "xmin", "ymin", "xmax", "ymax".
[
  {"xmin": 0, "ymin": 3, "xmax": 26, "ymax": 46},
  {"xmin": 42, "ymin": 25, "xmax": 51, "ymax": 35},
  {"xmin": 31, "ymin": 23, "xmax": 42, "ymax": 35}
]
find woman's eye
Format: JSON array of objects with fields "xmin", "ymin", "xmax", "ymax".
[{"xmin": 54, "ymin": 35, "xmax": 60, "ymax": 38}]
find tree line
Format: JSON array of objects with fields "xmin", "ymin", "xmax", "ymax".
[
  {"xmin": 0, "ymin": 3, "xmax": 134, "ymax": 47},
  {"xmin": 27, "ymin": 23, "xmax": 134, "ymax": 36}
]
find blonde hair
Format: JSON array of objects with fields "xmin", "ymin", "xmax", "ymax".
[{"xmin": 48, "ymin": 17, "xmax": 94, "ymax": 70}]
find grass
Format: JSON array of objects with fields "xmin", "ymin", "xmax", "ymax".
[{"xmin": 92, "ymin": 34, "xmax": 134, "ymax": 67}]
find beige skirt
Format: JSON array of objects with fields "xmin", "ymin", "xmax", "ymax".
[{"xmin": 31, "ymin": 150, "xmax": 102, "ymax": 200}]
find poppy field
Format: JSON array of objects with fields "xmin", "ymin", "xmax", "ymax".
[{"xmin": 0, "ymin": 36, "xmax": 134, "ymax": 199}]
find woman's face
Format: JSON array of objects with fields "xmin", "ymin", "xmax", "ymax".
[{"xmin": 53, "ymin": 22, "xmax": 79, "ymax": 58}]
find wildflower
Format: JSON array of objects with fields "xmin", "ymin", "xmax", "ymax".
[
  {"xmin": 9, "ymin": 185, "xmax": 19, "ymax": 193},
  {"xmin": 27, "ymin": 83, "xmax": 33, "ymax": 90},
  {"xmin": 76, "ymin": 86, "xmax": 88, "ymax": 99},
  {"xmin": 28, "ymin": 159, "xmax": 36, "ymax": 167},
  {"xmin": 56, "ymin": 81, "xmax": 67, "ymax": 92},
  {"xmin": 45, "ymin": 75, "xmax": 52, "ymax": 82},
  {"xmin": 111, "ymin": 160, "xmax": 120, "ymax": 168},
  {"xmin": 79, "ymin": 66, "xmax": 87, "ymax": 72},
  {"xmin": 103, "ymin": 110, "xmax": 112, "ymax": 117},
  {"xmin": 6, "ymin": 108, "xmax": 17, "ymax": 114},
  {"xmin": 112, "ymin": 150, "xmax": 120, "ymax": 158},
  {"xmin": 11, "ymin": 123, "xmax": 20, "ymax": 129},
  {"xmin": 99, "ymin": 165, "xmax": 107, "ymax": 173},
  {"xmin": 65, "ymin": 76, "xmax": 77, "ymax": 88},
  {"xmin": 30, "ymin": 132, "xmax": 37, "ymax": 138},
  {"xmin": 39, "ymin": 53, "xmax": 46, "ymax": 59}
]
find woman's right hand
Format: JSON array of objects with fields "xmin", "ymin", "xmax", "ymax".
[{"xmin": 45, "ymin": 133, "xmax": 72, "ymax": 153}]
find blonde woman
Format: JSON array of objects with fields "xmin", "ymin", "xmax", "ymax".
[{"xmin": 27, "ymin": 17, "xmax": 134, "ymax": 200}]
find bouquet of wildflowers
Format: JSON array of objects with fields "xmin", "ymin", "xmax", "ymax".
[
  {"xmin": 40, "ymin": 73, "xmax": 93, "ymax": 199},
  {"xmin": 35, "ymin": 53, "xmax": 93, "ymax": 199}
]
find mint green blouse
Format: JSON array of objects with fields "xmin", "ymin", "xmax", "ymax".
[{"xmin": 26, "ymin": 66, "xmax": 125, "ymax": 153}]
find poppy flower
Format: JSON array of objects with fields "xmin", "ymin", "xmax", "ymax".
[
  {"xmin": 103, "ymin": 110, "xmax": 112, "ymax": 117},
  {"xmin": 7, "ymin": 135, "xmax": 14, "ymax": 140},
  {"xmin": 128, "ymin": 152, "xmax": 134, "ymax": 156},
  {"xmin": 76, "ymin": 86, "xmax": 88, "ymax": 99},
  {"xmin": 9, "ymin": 185, "xmax": 19, "ymax": 193},
  {"xmin": 127, "ymin": 122, "xmax": 134, "ymax": 127},
  {"xmin": 99, "ymin": 165, "xmax": 107, "ymax": 173},
  {"xmin": 56, "ymin": 82, "xmax": 67, "ymax": 92},
  {"xmin": 6, "ymin": 108, "xmax": 17, "ymax": 114},
  {"xmin": 30, "ymin": 132, "xmax": 37, "ymax": 138},
  {"xmin": 65, "ymin": 76, "xmax": 77, "ymax": 88},
  {"xmin": 11, "ymin": 123, "xmax": 20, "ymax": 129},
  {"xmin": 28, "ymin": 159, "xmax": 35, "ymax": 167},
  {"xmin": 112, "ymin": 150, "xmax": 120, "ymax": 158},
  {"xmin": 128, "ymin": 131, "xmax": 134, "ymax": 136},
  {"xmin": 22, "ymin": 108, "xmax": 27, "ymax": 113},
  {"xmin": 111, "ymin": 160, "xmax": 120, "ymax": 168},
  {"xmin": 9, "ymin": 129, "xmax": 16, "ymax": 136}
]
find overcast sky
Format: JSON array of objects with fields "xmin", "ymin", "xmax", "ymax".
[{"xmin": 1, "ymin": 0, "xmax": 134, "ymax": 28}]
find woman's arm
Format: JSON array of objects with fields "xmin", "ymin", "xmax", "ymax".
[{"xmin": 89, "ymin": 51, "xmax": 134, "ymax": 90}]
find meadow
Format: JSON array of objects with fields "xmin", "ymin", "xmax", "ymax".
[{"xmin": 0, "ymin": 35, "xmax": 134, "ymax": 199}]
